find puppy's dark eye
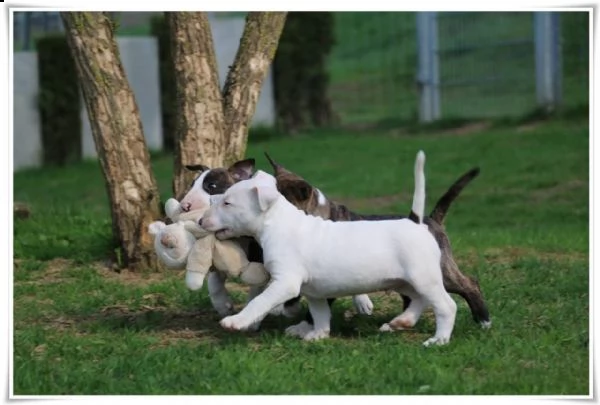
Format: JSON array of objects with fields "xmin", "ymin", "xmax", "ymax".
[
  {"xmin": 223, "ymin": 201, "xmax": 231, "ymax": 206},
  {"xmin": 209, "ymin": 183, "xmax": 217, "ymax": 189}
]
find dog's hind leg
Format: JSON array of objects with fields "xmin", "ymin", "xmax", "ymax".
[
  {"xmin": 285, "ymin": 320, "xmax": 313, "ymax": 338},
  {"xmin": 379, "ymin": 295, "xmax": 427, "ymax": 332},
  {"xmin": 207, "ymin": 271, "xmax": 235, "ymax": 317},
  {"xmin": 285, "ymin": 298, "xmax": 334, "ymax": 340},
  {"xmin": 352, "ymin": 294, "xmax": 374, "ymax": 315},
  {"xmin": 442, "ymin": 255, "xmax": 491, "ymax": 328},
  {"xmin": 303, "ymin": 298, "xmax": 332, "ymax": 341},
  {"xmin": 420, "ymin": 287, "xmax": 457, "ymax": 347}
]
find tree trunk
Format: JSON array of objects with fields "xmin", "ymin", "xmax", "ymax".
[
  {"xmin": 272, "ymin": 12, "xmax": 335, "ymax": 134},
  {"xmin": 61, "ymin": 12, "xmax": 162, "ymax": 271},
  {"xmin": 221, "ymin": 12, "xmax": 287, "ymax": 164},
  {"xmin": 167, "ymin": 12, "xmax": 226, "ymax": 197}
]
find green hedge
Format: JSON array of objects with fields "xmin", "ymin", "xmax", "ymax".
[
  {"xmin": 150, "ymin": 15, "xmax": 176, "ymax": 151},
  {"xmin": 272, "ymin": 12, "xmax": 335, "ymax": 134},
  {"xmin": 36, "ymin": 34, "xmax": 82, "ymax": 166}
]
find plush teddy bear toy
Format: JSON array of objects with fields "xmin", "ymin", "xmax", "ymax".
[{"xmin": 148, "ymin": 198, "xmax": 270, "ymax": 291}]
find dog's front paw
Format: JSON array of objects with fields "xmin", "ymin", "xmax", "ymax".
[
  {"xmin": 353, "ymin": 294, "xmax": 374, "ymax": 315},
  {"xmin": 285, "ymin": 321, "xmax": 313, "ymax": 338},
  {"xmin": 379, "ymin": 323, "xmax": 394, "ymax": 332},
  {"xmin": 303, "ymin": 329, "xmax": 330, "ymax": 341},
  {"xmin": 213, "ymin": 300, "xmax": 235, "ymax": 317},
  {"xmin": 220, "ymin": 315, "xmax": 251, "ymax": 331},
  {"xmin": 422, "ymin": 336, "xmax": 450, "ymax": 347}
]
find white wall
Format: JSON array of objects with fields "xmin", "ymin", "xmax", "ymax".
[
  {"xmin": 13, "ymin": 52, "xmax": 42, "ymax": 170},
  {"xmin": 81, "ymin": 37, "xmax": 163, "ymax": 158},
  {"xmin": 210, "ymin": 16, "xmax": 275, "ymax": 126},
  {"xmin": 13, "ymin": 16, "xmax": 276, "ymax": 171}
]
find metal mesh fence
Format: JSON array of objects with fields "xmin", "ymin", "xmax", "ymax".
[
  {"xmin": 327, "ymin": 12, "xmax": 418, "ymax": 128},
  {"xmin": 13, "ymin": 11, "xmax": 589, "ymax": 128},
  {"xmin": 437, "ymin": 12, "xmax": 536, "ymax": 119},
  {"xmin": 326, "ymin": 11, "xmax": 589, "ymax": 128}
]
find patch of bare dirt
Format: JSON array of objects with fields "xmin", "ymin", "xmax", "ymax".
[
  {"xmin": 32, "ymin": 343, "xmax": 47, "ymax": 358},
  {"xmin": 44, "ymin": 258, "xmax": 71, "ymax": 276},
  {"xmin": 458, "ymin": 246, "xmax": 587, "ymax": 267},
  {"xmin": 516, "ymin": 122, "xmax": 541, "ymax": 133},
  {"xmin": 530, "ymin": 179, "xmax": 587, "ymax": 202},
  {"xmin": 15, "ymin": 258, "xmax": 175, "ymax": 287},
  {"xmin": 17, "ymin": 296, "xmax": 55, "ymax": 306},
  {"xmin": 14, "ymin": 258, "xmax": 77, "ymax": 285},
  {"xmin": 93, "ymin": 261, "xmax": 173, "ymax": 286},
  {"xmin": 14, "ymin": 202, "xmax": 31, "ymax": 219},
  {"xmin": 151, "ymin": 328, "xmax": 219, "ymax": 348},
  {"xmin": 446, "ymin": 121, "xmax": 491, "ymax": 136}
]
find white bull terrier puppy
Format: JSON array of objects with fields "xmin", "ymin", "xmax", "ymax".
[{"xmin": 200, "ymin": 151, "xmax": 457, "ymax": 346}]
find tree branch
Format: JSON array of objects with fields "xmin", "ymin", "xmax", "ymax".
[{"xmin": 221, "ymin": 12, "xmax": 287, "ymax": 164}]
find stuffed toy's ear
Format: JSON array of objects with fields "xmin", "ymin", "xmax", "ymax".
[
  {"xmin": 165, "ymin": 198, "xmax": 182, "ymax": 220},
  {"xmin": 228, "ymin": 158, "xmax": 255, "ymax": 181},
  {"xmin": 252, "ymin": 185, "xmax": 280, "ymax": 212},
  {"xmin": 148, "ymin": 221, "xmax": 166, "ymax": 236}
]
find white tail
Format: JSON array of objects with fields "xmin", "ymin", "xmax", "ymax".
[{"xmin": 410, "ymin": 150, "xmax": 426, "ymax": 224}]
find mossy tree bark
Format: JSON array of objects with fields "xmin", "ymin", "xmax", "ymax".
[
  {"xmin": 166, "ymin": 12, "xmax": 227, "ymax": 197},
  {"xmin": 61, "ymin": 12, "xmax": 162, "ymax": 271},
  {"xmin": 168, "ymin": 12, "xmax": 287, "ymax": 194}
]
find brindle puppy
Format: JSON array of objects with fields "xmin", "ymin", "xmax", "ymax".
[{"xmin": 264, "ymin": 153, "xmax": 490, "ymax": 327}]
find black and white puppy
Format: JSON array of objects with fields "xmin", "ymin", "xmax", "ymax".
[
  {"xmin": 178, "ymin": 159, "xmax": 312, "ymax": 321},
  {"xmin": 177, "ymin": 159, "xmax": 266, "ymax": 317}
]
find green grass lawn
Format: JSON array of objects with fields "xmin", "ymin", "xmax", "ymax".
[{"xmin": 12, "ymin": 117, "xmax": 589, "ymax": 395}]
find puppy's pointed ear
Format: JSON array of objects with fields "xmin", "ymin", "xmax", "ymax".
[
  {"xmin": 253, "ymin": 186, "xmax": 279, "ymax": 212},
  {"xmin": 185, "ymin": 164, "xmax": 210, "ymax": 172},
  {"xmin": 229, "ymin": 158, "xmax": 256, "ymax": 181}
]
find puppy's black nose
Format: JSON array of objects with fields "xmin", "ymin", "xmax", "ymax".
[{"xmin": 198, "ymin": 218, "xmax": 203, "ymax": 227}]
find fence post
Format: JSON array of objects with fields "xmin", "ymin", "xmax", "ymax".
[
  {"xmin": 534, "ymin": 12, "xmax": 562, "ymax": 111},
  {"xmin": 416, "ymin": 12, "xmax": 440, "ymax": 122}
]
